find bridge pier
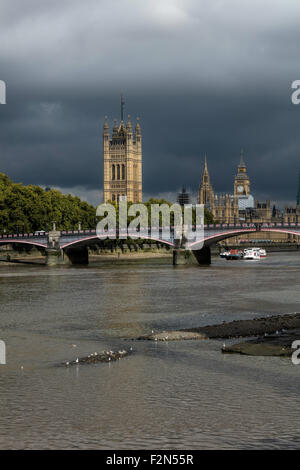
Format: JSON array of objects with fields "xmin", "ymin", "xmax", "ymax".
[
  {"xmin": 45, "ymin": 248, "xmax": 69, "ymax": 266},
  {"xmin": 173, "ymin": 246, "xmax": 211, "ymax": 266}
]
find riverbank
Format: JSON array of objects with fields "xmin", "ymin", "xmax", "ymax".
[{"xmin": 0, "ymin": 251, "xmax": 173, "ymax": 266}]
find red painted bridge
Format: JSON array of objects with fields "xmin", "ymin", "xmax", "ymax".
[{"xmin": 0, "ymin": 222, "xmax": 299, "ymax": 265}]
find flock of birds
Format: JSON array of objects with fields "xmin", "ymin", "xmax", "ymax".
[{"xmin": 65, "ymin": 347, "xmax": 133, "ymax": 366}]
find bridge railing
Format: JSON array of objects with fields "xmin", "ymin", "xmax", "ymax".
[{"xmin": 1, "ymin": 222, "xmax": 300, "ymax": 239}]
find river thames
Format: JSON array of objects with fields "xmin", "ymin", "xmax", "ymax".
[{"xmin": 0, "ymin": 252, "xmax": 300, "ymax": 449}]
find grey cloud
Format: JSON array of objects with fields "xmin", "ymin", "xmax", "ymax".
[{"xmin": 0, "ymin": 0, "xmax": 300, "ymax": 207}]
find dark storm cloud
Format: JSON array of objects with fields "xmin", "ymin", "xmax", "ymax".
[{"xmin": 0, "ymin": 0, "xmax": 300, "ymax": 206}]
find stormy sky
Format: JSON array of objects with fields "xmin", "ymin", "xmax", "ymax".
[{"xmin": 0, "ymin": 0, "xmax": 300, "ymax": 207}]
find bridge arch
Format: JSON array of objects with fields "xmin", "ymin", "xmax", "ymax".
[
  {"xmin": 60, "ymin": 234, "xmax": 174, "ymax": 250},
  {"xmin": 0, "ymin": 240, "xmax": 48, "ymax": 249},
  {"xmin": 187, "ymin": 228, "xmax": 300, "ymax": 250}
]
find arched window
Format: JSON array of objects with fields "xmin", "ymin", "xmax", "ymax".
[
  {"xmin": 122, "ymin": 164, "xmax": 126, "ymax": 180},
  {"xmin": 112, "ymin": 165, "xmax": 115, "ymax": 180},
  {"xmin": 117, "ymin": 165, "xmax": 120, "ymax": 180}
]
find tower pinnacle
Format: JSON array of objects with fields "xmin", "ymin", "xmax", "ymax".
[
  {"xmin": 121, "ymin": 93, "xmax": 125, "ymax": 122},
  {"xmin": 239, "ymin": 149, "xmax": 246, "ymax": 167}
]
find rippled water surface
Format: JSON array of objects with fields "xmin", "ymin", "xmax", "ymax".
[{"xmin": 0, "ymin": 252, "xmax": 300, "ymax": 449}]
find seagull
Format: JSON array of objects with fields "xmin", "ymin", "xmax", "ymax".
[
  {"xmin": 152, "ymin": 330, "xmax": 154, "ymax": 334},
  {"xmin": 76, "ymin": 358, "xmax": 79, "ymax": 363},
  {"xmin": 223, "ymin": 343, "xmax": 226, "ymax": 348},
  {"xmin": 66, "ymin": 361, "xmax": 69, "ymax": 366},
  {"xmin": 72, "ymin": 344, "xmax": 77, "ymax": 348}
]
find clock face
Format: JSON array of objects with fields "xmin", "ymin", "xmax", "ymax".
[{"xmin": 237, "ymin": 185, "xmax": 244, "ymax": 193}]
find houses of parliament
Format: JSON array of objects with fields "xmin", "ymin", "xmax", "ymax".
[
  {"xmin": 102, "ymin": 98, "xmax": 300, "ymax": 243},
  {"xmin": 197, "ymin": 151, "xmax": 300, "ymax": 242},
  {"xmin": 102, "ymin": 96, "xmax": 142, "ymax": 204}
]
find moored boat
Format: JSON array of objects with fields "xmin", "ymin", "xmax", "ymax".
[
  {"xmin": 225, "ymin": 249, "xmax": 243, "ymax": 260},
  {"xmin": 243, "ymin": 248, "xmax": 267, "ymax": 260}
]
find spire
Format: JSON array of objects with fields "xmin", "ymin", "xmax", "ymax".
[
  {"xmin": 121, "ymin": 93, "xmax": 125, "ymax": 121},
  {"xmin": 135, "ymin": 117, "xmax": 141, "ymax": 135},
  {"xmin": 112, "ymin": 119, "xmax": 118, "ymax": 137},
  {"xmin": 126, "ymin": 114, "xmax": 132, "ymax": 131},
  {"xmin": 239, "ymin": 149, "xmax": 246, "ymax": 168},
  {"xmin": 201, "ymin": 155, "xmax": 211, "ymax": 186},
  {"xmin": 103, "ymin": 115, "xmax": 109, "ymax": 134}
]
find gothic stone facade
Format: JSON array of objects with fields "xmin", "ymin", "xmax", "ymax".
[
  {"xmin": 103, "ymin": 116, "xmax": 142, "ymax": 203},
  {"xmin": 198, "ymin": 156, "xmax": 239, "ymax": 224}
]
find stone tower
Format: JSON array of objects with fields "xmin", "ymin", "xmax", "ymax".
[
  {"xmin": 234, "ymin": 150, "xmax": 251, "ymax": 196},
  {"xmin": 198, "ymin": 156, "xmax": 214, "ymax": 208},
  {"xmin": 103, "ymin": 108, "xmax": 142, "ymax": 203}
]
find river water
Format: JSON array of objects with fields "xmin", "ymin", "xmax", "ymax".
[{"xmin": 0, "ymin": 252, "xmax": 300, "ymax": 449}]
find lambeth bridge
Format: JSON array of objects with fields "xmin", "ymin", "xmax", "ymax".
[{"xmin": 1, "ymin": 221, "xmax": 300, "ymax": 265}]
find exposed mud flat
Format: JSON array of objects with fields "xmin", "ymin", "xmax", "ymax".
[
  {"xmin": 186, "ymin": 313, "xmax": 300, "ymax": 339},
  {"xmin": 222, "ymin": 330, "xmax": 300, "ymax": 357},
  {"xmin": 137, "ymin": 313, "xmax": 300, "ymax": 342},
  {"xmin": 62, "ymin": 349, "xmax": 131, "ymax": 366},
  {"xmin": 137, "ymin": 330, "xmax": 208, "ymax": 341}
]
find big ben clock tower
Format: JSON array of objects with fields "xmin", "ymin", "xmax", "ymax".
[{"xmin": 234, "ymin": 150, "xmax": 251, "ymax": 196}]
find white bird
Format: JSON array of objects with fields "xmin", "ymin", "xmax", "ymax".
[
  {"xmin": 66, "ymin": 361, "xmax": 69, "ymax": 366},
  {"xmin": 76, "ymin": 358, "xmax": 79, "ymax": 363},
  {"xmin": 223, "ymin": 343, "xmax": 226, "ymax": 348}
]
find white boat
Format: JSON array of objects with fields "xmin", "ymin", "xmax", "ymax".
[{"xmin": 243, "ymin": 248, "xmax": 267, "ymax": 260}]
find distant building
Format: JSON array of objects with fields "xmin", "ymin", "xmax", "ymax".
[
  {"xmin": 233, "ymin": 152, "xmax": 254, "ymax": 210},
  {"xmin": 197, "ymin": 155, "xmax": 239, "ymax": 224},
  {"xmin": 103, "ymin": 97, "xmax": 142, "ymax": 203},
  {"xmin": 177, "ymin": 186, "xmax": 190, "ymax": 206}
]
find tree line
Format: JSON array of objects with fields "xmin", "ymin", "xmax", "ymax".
[{"xmin": 0, "ymin": 173, "xmax": 214, "ymax": 234}]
